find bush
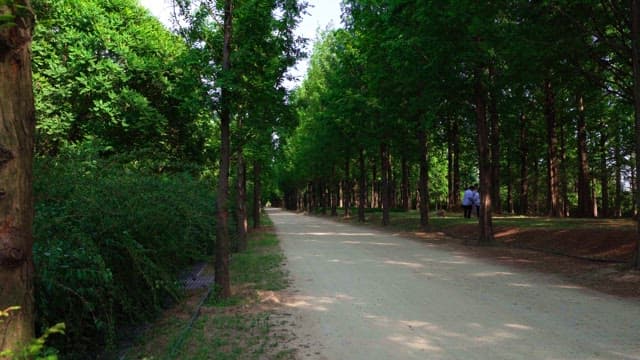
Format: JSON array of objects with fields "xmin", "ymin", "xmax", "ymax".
[{"xmin": 33, "ymin": 150, "xmax": 216, "ymax": 358}]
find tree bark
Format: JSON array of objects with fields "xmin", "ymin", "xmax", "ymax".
[
  {"xmin": 447, "ymin": 117, "xmax": 461, "ymax": 210},
  {"xmin": 519, "ymin": 112, "xmax": 529, "ymax": 215},
  {"xmin": 475, "ymin": 72, "xmax": 494, "ymax": 245},
  {"xmin": 320, "ymin": 181, "xmax": 327, "ymax": 214},
  {"xmin": 388, "ymin": 161, "xmax": 395, "ymax": 209},
  {"xmin": 418, "ymin": 129, "xmax": 429, "ymax": 229},
  {"xmin": 488, "ymin": 69, "xmax": 501, "ymax": 215},
  {"xmin": 634, "ymin": 0, "xmax": 640, "ymax": 266},
  {"xmin": 371, "ymin": 161, "xmax": 377, "ymax": 208},
  {"xmin": 560, "ymin": 122, "xmax": 569, "ymax": 217},
  {"xmin": 401, "ymin": 156, "xmax": 409, "ymax": 211},
  {"xmin": 215, "ymin": 0, "xmax": 233, "ymax": 299},
  {"xmin": 544, "ymin": 80, "xmax": 563, "ymax": 217},
  {"xmin": 358, "ymin": 148, "xmax": 366, "ymax": 222},
  {"xmin": 331, "ymin": 166, "xmax": 338, "ymax": 216},
  {"xmin": 614, "ymin": 141, "xmax": 623, "ymax": 217},
  {"xmin": 506, "ymin": 159, "xmax": 514, "ymax": 214},
  {"xmin": 447, "ymin": 121, "xmax": 454, "ymax": 209},
  {"xmin": 576, "ymin": 96, "xmax": 594, "ymax": 217},
  {"xmin": 380, "ymin": 142, "xmax": 390, "ymax": 226},
  {"xmin": 252, "ymin": 161, "xmax": 261, "ymax": 228},
  {"xmin": 236, "ymin": 146, "xmax": 247, "ymax": 252},
  {"xmin": 600, "ymin": 124, "xmax": 609, "ymax": 218},
  {"xmin": 343, "ymin": 157, "xmax": 351, "ymax": 218},
  {"xmin": 453, "ymin": 119, "xmax": 461, "ymax": 209},
  {"xmin": 0, "ymin": 1, "xmax": 36, "ymax": 352}
]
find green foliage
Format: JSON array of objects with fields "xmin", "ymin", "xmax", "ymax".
[
  {"xmin": 280, "ymin": 0, "xmax": 638, "ymax": 219},
  {"xmin": 31, "ymin": 0, "xmax": 214, "ymax": 163},
  {"xmin": 33, "ymin": 147, "xmax": 217, "ymax": 358},
  {"xmin": 0, "ymin": 307, "xmax": 65, "ymax": 360}
]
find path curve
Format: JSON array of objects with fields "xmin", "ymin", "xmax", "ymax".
[{"xmin": 268, "ymin": 209, "xmax": 640, "ymax": 360}]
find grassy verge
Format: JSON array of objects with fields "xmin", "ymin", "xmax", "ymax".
[
  {"xmin": 335, "ymin": 208, "xmax": 635, "ymax": 231},
  {"xmin": 123, "ymin": 214, "xmax": 295, "ymax": 360}
]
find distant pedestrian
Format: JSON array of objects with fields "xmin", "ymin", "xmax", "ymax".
[
  {"xmin": 462, "ymin": 185, "xmax": 475, "ymax": 218},
  {"xmin": 472, "ymin": 185, "xmax": 480, "ymax": 217}
]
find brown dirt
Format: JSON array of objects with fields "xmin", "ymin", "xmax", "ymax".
[{"xmin": 406, "ymin": 223, "xmax": 640, "ymax": 299}]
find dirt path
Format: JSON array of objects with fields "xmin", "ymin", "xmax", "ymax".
[{"xmin": 267, "ymin": 209, "xmax": 640, "ymax": 360}]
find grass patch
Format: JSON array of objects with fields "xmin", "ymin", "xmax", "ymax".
[
  {"xmin": 183, "ymin": 313, "xmax": 274, "ymax": 360},
  {"xmin": 206, "ymin": 294, "xmax": 245, "ymax": 307},
  {"xmin": 122, "ymin": 213, "xmax": 294, "ymax": 360},
  {"xmin": 228, "ymin": 233, "xmax": 288, "ymax": 291},
  {"xmin": 351, "ymin": 209, "xmax": 635, "ymax": 231}
]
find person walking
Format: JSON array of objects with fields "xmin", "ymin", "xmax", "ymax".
[
  {"xmin": 462, "ymin": 185, "xmax": 475, "ymax": 218},
  {"xmin": 472, "ymin": 185, "xmax": 480, "ymax": 217}
]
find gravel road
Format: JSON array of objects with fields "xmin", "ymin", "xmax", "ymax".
[{"xmin": 267, "ymin": 209, "xmax": 640, "ymax": 360}]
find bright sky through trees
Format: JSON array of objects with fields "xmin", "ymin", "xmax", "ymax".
[{"xmin": 138, "ymin": 0, "xmax": 342, "ymax": 87}]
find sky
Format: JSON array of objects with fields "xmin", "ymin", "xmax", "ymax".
[{"xmin": 139, "ymin": 0, "xmax": 343, "ymax": 87}]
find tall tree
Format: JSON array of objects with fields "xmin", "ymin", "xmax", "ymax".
[
  {"xmin": 474, "ymin": 68, "xmax": 494, "ymax": 244},
  {"xmin": 576, "ymin": 95, "xmax": 594, "ymax": 217},
  {"xmin": 215, "ymin": 0, "xmax": 233, "ymax": 298},
  {"xmin": 632, "ymin": 0, "xmax": 640, "ymax": 268},
  {"xmin": 545, "ymin": 80, "xmax": 563, "ymax": 217},
  {"xmin": 0, "ymin": 0, "xmax": 36, "ymax": 352}
]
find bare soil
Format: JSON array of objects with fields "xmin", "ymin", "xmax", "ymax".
[{"xmin": 406, "ymin": 223, "xmax": 640, "ymax": 299}]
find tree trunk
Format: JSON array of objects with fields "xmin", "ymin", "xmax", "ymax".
[
  {"xmin": 371, "ymin": 161, "xmax": 377, "ymax": 208},
  {"xmin": 453, "ymin": 119, "xmax": 461, "ymax": 209},
  {"xmin": 632, "ymin": 0, "xmax": 640, "ymax": 268},
  {"xmin": 506, "ymin": 159, "xmax": 514, "ymax": 214},
  {"xmin": 0, "ymin": 2, "xmax": 36, "ymax": 352},
  {"xmin": 236, "ymin": 152, "xmax": 247, "ymax": 252},
  {"xmin": 447, "ymin": 121, "xmax": 454, "ymax": 209},
  {"xmin": 488, "ymin": 71, "xmax": 501, "ymax": 215},
  {"xmin": 401, "ymin": 156, "xmax": 409, "ymax": 211},
  {"xmin": 519, "ymin": 112, "xmax": 529, "ymax": 215},
  {"xmin": 576, "ymin": 96, "xmax": 594, "ymax": 217},
  {"xmin": 215, "ymin": 0, "xmax": 233, "ymax": 299},
  {"xmin": 358, "ymin": 148, "xmax": 366, "ymax": 222},
  {"xmin": 380, "ymin": 142, "xmax": 390, "ymax": 226},
  {"xmin": 331, "ymin": 166, "xmax": 338, "ymax": 216},
  {"xmin": 592, "ymin": 178, "xmax": 599, "ymax": 217},
  {"xmin": 475, "ymin": 72, "xmax": 494, "ymax": 245},
  {"xmin": 600, "ymin": 124, "xmax": 609, "ymax": 218},
  {"xmin": 252, "ymin": 161, "xmax": 261, "ymax": 228},
  {"xmin": 614, "ymin": 141, "xmax": 623, "ymax": 217},
  {"xmin": 560, "ymin": 122, "xmax": 569, "ymax": 216},
  {"xmin": 533, "ymin": 159, "xmax": 540, "ymax": 214},
  {"xmin": 320, "ymin": 181, "xmax": 327, "ymax": 214},
  {"xmin": 544, "ymin": 80, "xmax": 563, "ymax": 217},
  {"xmin": 447, "ymin": 117, "xmax": 461, "ymax": 210},
  {"xmin": 343, "ymin": 157, "xmax": 351, "ymax": 218},
  {"xmin": 388, "ymin": 161, "xmax": 395, "ymax": 209},
  {"xmin": 418, "ymin": 129, "xmax": 429, "ymax": 229}
]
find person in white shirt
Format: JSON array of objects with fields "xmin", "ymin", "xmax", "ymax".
[{"xmin": 462, "ymin": 185, "xmax": 475, "ymax": 218}]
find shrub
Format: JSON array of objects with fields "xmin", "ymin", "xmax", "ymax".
[{"xmin": 33, "ymin": 150, "xmax": 216, "ymax": 358}]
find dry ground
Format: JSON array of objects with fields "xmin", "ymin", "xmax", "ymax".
[{"xmin": 402, "ymin": 220, "xmax": 640, "ymax": 298}]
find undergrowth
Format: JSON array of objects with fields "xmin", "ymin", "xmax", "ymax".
[
  {"xmin": 32, "ymin": 149, "xmax": 216, "ymax": 358},
  {"xmin": 125, "ymin": 219, "xmax": 294, "ymax": 360}
]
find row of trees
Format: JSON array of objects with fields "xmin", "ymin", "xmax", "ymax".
[
  {"xmin": 280, "ymin": 1, "xmax": 640, "ymax": 266},
  {"xmin": 171, "ymin": 0, "xmax": 305, "ymax": 297},
  {"xmin": 1, "ymin": 0, "xmax": 305, "ymax": 356}
]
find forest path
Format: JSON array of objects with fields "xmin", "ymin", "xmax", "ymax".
[{"xmin": 267, "ymin": 208, "xmax": 640, "ymax": 360}]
